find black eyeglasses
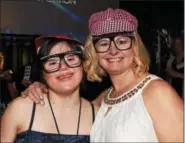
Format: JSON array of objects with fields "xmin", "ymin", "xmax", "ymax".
[
  {"xmin": 40, "ymin": 50, "xmax": 83, "ymax": 73},
  {"xmin": 93, "ymin": 34, "xmax": 133, "ymax": 53}
]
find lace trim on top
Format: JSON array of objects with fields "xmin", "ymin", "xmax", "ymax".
[{"xmin": 104, "ymin": 76, "xmax": 151, "ymax": 106}]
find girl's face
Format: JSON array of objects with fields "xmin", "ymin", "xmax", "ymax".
[
  {"xmin": 43, "ymin": 41, "xmax": 83, "ymax": 94},
  {"xmin": 95, "ymin": 35, "xmax": 134, "ymax": 76}
]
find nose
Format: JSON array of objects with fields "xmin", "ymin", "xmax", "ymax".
[
  {"xmin": 109, "ymin": 41, "xmax": 119, "ymax": 55},
  {"xmin": 59, "ymin": 60, "xmax": 69, "ymax": 70}
]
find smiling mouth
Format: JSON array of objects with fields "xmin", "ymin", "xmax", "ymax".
[
  {"xmin": 107, "ymin": 58, "xmax": 123, "ymax": 62},
  {"xmin": 57, "ymin": 73, "xmax": 73, "ymax": 80}
]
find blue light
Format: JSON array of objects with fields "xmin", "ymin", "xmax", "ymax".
[{"xmin": 50, "ymin": 2, "xmax": 86, "ymax": 24}]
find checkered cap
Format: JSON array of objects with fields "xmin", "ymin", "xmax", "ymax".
[
  {"xmin": 89, "ymin": 8, "xmax": 138, "ymax": 36},
  {"xmin": 35, "ymin": 35, "xmax": 83, "ymax": 53}
]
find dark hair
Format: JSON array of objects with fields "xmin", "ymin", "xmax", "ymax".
[
  {"xmin": 38, "ymin": 38, "xmax": 83, "ymax": 59},
  {"xmin": 36, "ymin": 38, "xmax": 85, "ymax": 89}
]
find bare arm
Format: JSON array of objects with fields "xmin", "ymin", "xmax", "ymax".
[
  {"xmin": 143, "ymin": 79, "xmax": 184, "ymax": 142},
  {"xmin": 1, "ymin": 97, "xmax": 34, "ymax": 142},
  {"xmin": 1, "ymin": 100, "xmax": 19, "ymax": 142},
  {"xmin": 21, "ymin": 81, "xmax": 48, "ymax": 105}
]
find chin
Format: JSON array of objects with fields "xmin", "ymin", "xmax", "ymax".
[
  {"xmin": 55, "ymin": 85, "xmax": 79, "ymax": 94},
  {"xmin": 106, "ymin": 68, "xmax": 123, "ymax": 75},
  {"xmin": 106, "ymin": 66, "xmax": 133, "ymax": 76}
]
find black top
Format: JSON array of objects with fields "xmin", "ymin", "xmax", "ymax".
[{"xmin": 14, "ymin": 102, "xmax": 95, "ymax": 143}]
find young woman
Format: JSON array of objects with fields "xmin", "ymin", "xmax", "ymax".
[{"xmin": 1, "ymin": 35, "xmax": 99, "ymax": 143}]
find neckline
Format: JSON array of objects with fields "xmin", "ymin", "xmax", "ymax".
[
  {"xmin": 104, "ymin": 74, "xmax": 151, "ymax": 106},
  {"xmin": 16, "ymin": 130, "xmax": 89, "ymax": 137},
  {"xmin": 47, "ymin": 96, "xmax": 82, "ymax": 136},
  {"xmin": 110, "ymin": 74, "xmax": 151, "ymax": 100}
]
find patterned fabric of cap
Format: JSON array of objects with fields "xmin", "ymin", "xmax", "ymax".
[{"xmin": 89, "ymin": 8, "xmax": 138, "ymax": 36}]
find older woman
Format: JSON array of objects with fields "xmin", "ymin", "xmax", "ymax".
[{"xmin": 85, "ymin": 8, "xmax": 183, "ymax": 142}]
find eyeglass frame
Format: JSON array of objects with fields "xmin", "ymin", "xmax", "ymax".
[
  {"xmin": 40, "ymin": 50, "xmax": 83, "ymax": 73},
  {"xmin": 92, "ymin": 33, "xmax": 134, "ymax": 53}
]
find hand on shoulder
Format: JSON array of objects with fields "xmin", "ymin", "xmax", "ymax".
[{"xmin": 21, "ymin": 81, "xmax": 48, "ymax": 105}]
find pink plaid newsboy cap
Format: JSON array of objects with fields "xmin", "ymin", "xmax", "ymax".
[{"xmin": 89, "ymin": 8, "xmax": 138, "ymax": 36}]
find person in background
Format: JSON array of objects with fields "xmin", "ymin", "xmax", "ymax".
[
  {"xmin": 21, "ymin": 8, "xmax": 183, "ymax": 142},
  {"xmin": 1, "ymin": 35, "xmax": 98, "ymax": 143},
  {"xmin": 11, "ymin": 57, "xmax": 40, "ymax": 96},
  {"xmin": 166, "ymin": 36, "xmax": 184, "ymax": 99},
  {"xmin": 0, "ymin": 52, "xmax": 16, "ymax": 104}
]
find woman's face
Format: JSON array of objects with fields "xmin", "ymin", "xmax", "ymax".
[
  {"xmin": 43, "ymin": 41, "xmax": 83, "ymax": 94},
  {"xmin": 95, "ymin": 35, "xmax": 134, "ymax": 76}
]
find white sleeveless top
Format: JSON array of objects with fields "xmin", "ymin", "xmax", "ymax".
[{"xmin": 90, "ymin": 74, "xmax": 160, "ymax": 142}]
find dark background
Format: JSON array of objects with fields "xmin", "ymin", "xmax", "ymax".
[
  {"xmin": 120, "ymin": 1, "xmax": 184, "ymax": 49},
  {"xmin": 120, "ymin": 1, "xmax": 183, "ymax": 33}
]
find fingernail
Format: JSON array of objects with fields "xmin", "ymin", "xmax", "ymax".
[{"xmin": 39, "ymin": 95, "xmax": 43, "ymax": 100}]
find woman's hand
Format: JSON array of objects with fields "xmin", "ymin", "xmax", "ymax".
[{"xmin": 21, "ymin": 82, "xmax": 48, "ymax": 105}]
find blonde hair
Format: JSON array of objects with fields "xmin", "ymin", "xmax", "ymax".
[{"xmin": 83, "ymin": 31, "xmax": 150, "ymax": 82}]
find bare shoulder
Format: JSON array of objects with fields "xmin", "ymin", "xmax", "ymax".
[
  {"xmin": 143, "ymin": 79, "xmax": 183, "ymax": 105},
  {"xmin": 142, "ymin": 76, "xmax": 183, "ymax": 142},
  {"xmin": 8, "ymin": 96, "xmax": 34, "ymax": 111},
  {"xmin": 142, "ymin": 78, "xmax": 183, "ymax": 123},
  {"xmin": 1, "ymin": 96, "xmax": 34, "ymax": 133},
  {"xmin": 2, "ymin": 97, "xmax": 34, "ymax": 121}
]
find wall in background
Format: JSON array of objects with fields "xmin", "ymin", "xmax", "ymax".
[{"xmin": 1, "ymin": 0, "xmax": 119, "ymax": 42}]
